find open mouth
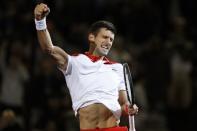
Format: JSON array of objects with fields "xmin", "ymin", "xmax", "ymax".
[{"xmin": 101, "ymin": 45, "xmax": 109, "ymax": 50}]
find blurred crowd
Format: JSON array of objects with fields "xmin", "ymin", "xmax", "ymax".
[{"xmin": 0, "ymin": 0, "xmax": 197, "ymax": 131}]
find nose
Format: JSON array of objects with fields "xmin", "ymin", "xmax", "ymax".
[
  {"xmin": 108, "ymin": 37, "xmax": 113, "ymax": 43},
  {"xmin": 105, "ymin": 41, "xmax": 112, "ymax": 48},
  {"xmin": 106, "ymin": 38, "xmax": 112, "ymax": 45}
]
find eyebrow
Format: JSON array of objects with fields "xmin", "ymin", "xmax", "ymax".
[{"xmin": 103, "ymin": 35, "xmax": 114, "ymax": 41}]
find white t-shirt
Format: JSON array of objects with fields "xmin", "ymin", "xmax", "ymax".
[{"xmin": 60, "ymin": 53, "xmax": 126, "ymax": 119}]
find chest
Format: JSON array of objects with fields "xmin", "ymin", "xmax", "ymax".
[{"xmin": 76, "ymin": 60, "xmax": 120, "ymax": 88}]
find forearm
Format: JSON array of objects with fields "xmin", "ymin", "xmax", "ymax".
[
  {"xmin": 119, "ymin": 90, "xmax": 129, "ymax": 115},
  {"xmin": 37, "ymin": 29, "xmax": 54, "ymax": 53},
  {"xmin": 34, "ymin": 3, "xmax": 53, "ymax": 53},
  {"xmin": 119, "ymin": 91, "xmax": 138, "ymax": 116},
  {"xmin": 34, "ymin": 3, "xmax": 68, "ymax": 70}
]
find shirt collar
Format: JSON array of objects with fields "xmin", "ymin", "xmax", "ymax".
[
  {"xmin": 84, "ymin": 52, "xmax": 115, "ymax": 64},
  {"xmin": 84, "ymin": 52, "xmax": 103, "ymax": 62}
]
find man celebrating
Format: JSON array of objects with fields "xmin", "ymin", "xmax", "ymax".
[{"xmin": 34, "ymin": 3, "xmax": 138, "ymax": 131}]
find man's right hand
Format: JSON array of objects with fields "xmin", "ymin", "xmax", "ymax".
[{"xmin": 34, "ymin": 3, "xmax": 50, "ymax": 20}]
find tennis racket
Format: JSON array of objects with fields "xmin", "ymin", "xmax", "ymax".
[{"xmin": 123, "ymin": 63, "xmax": 136, "ymax": 131}]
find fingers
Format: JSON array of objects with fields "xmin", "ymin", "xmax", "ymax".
[
  {"xmin": 34, "ymin": 3, "xmax": 50, "ymax": 20},
  {"xmin": 122, "ymin": 103, "xmax": 139, "ymax": 116},
  {"xmin": 128, "ymin": 104, "xmax": 139, "ymax": 115}
]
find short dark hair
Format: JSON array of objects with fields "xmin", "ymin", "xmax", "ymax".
[{"xmin": 88, "ymin": 20, "xmax": 117, "ymax": 35}]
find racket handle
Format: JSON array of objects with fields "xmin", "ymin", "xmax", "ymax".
[{"xmin": 129, "ymin": 115, "xmax": 136, "ymax": 131}]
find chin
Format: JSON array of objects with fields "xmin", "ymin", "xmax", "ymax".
[
  {"xmin": 101, "ymin": 52, "xmax": 108, "ymax": 56},
  {"xmin": 96, "ymin": 49, "xmax": 109, "ymax": 56}
]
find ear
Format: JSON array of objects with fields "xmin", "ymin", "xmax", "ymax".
[
  {"xmin": 88, "ymin": 33, "xmax": 96, "ymax": 53},
  {"xmin": 88, "ymin": 33, "xmax": 95, "ymax": 43}
]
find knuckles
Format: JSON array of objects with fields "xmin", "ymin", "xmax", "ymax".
[
  {"xmin": 127, "ymin": 104, "xmax": 139, "ymax": 115},
  {"xmin": 123, "ymin": 104, "xmax": 139, "ymax": 116},
  {"xmin": 34, "ymin": 3, "xmax": 49, "ymax": 19}
]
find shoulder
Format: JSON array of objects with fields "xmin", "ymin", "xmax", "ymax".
[
  {"xmin": 104, "ymin": 58, "xmax": 123, "ymax": 71},
  {"xmin": 104, "ymin": 57, "xmax": 119, "ymax": 65},
  {"xmin": 70, "ymin": 53, "xmax": 87, "ymax": 59},
  {"xmin": 70, "ymin": 53, "xmax": 93, "ymax": 65},
  {"xmin": 70, "ymin": 52, "xmax": 82, "ymax": 57},
  {"xmin": 112, "ymin": 63, "xmax": 123, "ymax": 71}
]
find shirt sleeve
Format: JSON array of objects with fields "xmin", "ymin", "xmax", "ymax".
[
  {"xmin": 114, "ymin": 63, "xmax": 126, "ymax": 91},
  {"xmin": 58, "ymin": 54, "xmax": 73, "ymax": 75}
]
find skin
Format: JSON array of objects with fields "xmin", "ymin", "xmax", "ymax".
[
  {"xmin": 34, "ymin": 3, "xmax": 138, "ymax": 129},
  {"xmin": 88, "ymin": 28, "xmax": 114, "ymax": 57}
]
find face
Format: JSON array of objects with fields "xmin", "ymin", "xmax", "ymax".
[{"xmin": 89, "ymin": 28, "xmax": 115, "ymax": 56}]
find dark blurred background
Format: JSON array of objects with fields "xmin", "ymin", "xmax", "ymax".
[{"xmin": 0, "ymin": 0, "xmax": 197, "ymax": 131}]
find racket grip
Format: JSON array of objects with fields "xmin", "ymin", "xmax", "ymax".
[{"xmin": 129, "ymin": 116, "xmax": 136, "ymax": 131}]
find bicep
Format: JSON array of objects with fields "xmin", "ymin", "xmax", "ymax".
[{"xmin": 50, "ymin": 46, "xmax": 68, "ymax": 70}]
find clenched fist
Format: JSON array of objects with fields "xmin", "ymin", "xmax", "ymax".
[
  {"xmin": 122, "ymin": 104, "xmax": 138, "ymax": 116},
  {"xmin": 34, "ymin": 3, "xmax": 50, "ymax": 20}
]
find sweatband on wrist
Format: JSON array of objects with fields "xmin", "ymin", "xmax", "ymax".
[{"xmin": 35, "ymin": 17, "xmax": 47, "ymax": 30}]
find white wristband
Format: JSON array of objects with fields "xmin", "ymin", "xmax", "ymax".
[{"xmin": 35, "ymin": 17, "xmax": 47, "ymax": 30}]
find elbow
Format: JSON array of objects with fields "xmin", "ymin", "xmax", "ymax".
[{"xmin": 42, "ymin": 45, "xmax": 54, "ymax": 54}]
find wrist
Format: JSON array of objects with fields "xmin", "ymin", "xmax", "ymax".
[
  {"xmin": 34, "ymin": 17, "xmax": 47, "ymax": 30},
  {"xmin": 122, "ymin": 104, "xmax": 129, "ymax": 116}
]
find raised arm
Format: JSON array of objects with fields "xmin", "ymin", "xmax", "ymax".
[{"xmin": 34, "ymin": 3, "xmax": 68, "ymax": 70}]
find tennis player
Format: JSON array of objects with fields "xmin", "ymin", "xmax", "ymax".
[{"xmin": 34, "ymin": 3, "xmax": 138, "ymax": 131}]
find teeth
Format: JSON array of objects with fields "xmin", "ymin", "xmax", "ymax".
[{"xmin": 101, "ymin": 45, "xmax": 108, "ymax": 49}]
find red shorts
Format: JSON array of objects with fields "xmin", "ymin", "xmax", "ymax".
[{"xmin": 80, "ymin": 126, "xmax": 128, "ymax": 131}]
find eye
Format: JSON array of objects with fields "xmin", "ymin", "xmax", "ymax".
[
  {"xmin": 103, "ymin": 35, "xmax": 113, "ymax": 42},
  {"xmin": 110, "ymin": 38, "xmax": 114, "ymax": 42},
  {"xmin": 103, "ymin": 36, "xmax": 108, "ymax": 39}
]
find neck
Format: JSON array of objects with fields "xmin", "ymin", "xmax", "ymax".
[{"xmin": 92, "ymin": 51, "xmax": 105, "ymax": 60}]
